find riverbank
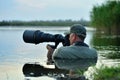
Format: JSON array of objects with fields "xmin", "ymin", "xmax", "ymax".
[{"xmin": 0, "ymin": 20, "xmax": 90, "ymax": 26}]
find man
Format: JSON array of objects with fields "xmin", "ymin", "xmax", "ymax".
[{"xmin": 47, "ymin": 24, "xmax": 97, "ymax": 63}]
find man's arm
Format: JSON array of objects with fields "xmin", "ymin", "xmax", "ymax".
[{"xmin": 46, "ymin": 44, "xmax": 55, "ymax": 64}]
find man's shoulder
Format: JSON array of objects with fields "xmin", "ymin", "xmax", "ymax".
[
  {"xmin": 53, "ymin": 45, "xmax": 97, "ymax": 59},
  {"xmin": 56, "ymin": 45, "xmax": 97, "ymax": 53}
]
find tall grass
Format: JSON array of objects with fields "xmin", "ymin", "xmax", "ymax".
[{"xmin": 93, "ymin": 65, "xmax": 120, "ymax": 80}]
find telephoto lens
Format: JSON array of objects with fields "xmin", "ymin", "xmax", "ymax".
[{"xmin": 23, "ymin": 30, "xmax": 65, "ymax": 44}]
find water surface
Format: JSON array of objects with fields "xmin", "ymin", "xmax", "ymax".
[
  {"xmin": 1, "ymin": 26, "xmax": 119, "ymax": 80},
  {"xmin": 0, "ymin": 26, "xmax": 95, "ymax": 80}
]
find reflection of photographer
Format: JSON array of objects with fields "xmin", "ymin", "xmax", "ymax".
[{"xmin": 54, "ymin": 59, "xmax": 97, "ymax": 79}]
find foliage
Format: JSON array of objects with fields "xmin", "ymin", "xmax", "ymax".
[
  {"xmin": 90, "ymin": 0, "xmax": 120, "ymax": 35},
  {"xmin": 92, "ymin": 34, "xmax": 120, "ymax": 46},
  {"xmin": 93, "ymin": 66, "xmax": 120, "ymax": 80},
  {"xmin": 104, "ymin": 51, "xmax": 120, "ymax": 59}
]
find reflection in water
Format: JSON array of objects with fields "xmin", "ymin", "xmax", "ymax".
[
  {"xmin": 93, "ymin": 32, "xmax": 120, "ymax": 57},
  {"xmin": 92, "ymin": 32, "xmax": 120, "ymax": 67},
  {"xmin": 23, "ymin": 59, "xmax": 97, "ymax": 80},
  {"xmin": 0, "ymin": 27, "xmax": 97, "ymax": 80},
  {"xmin": 93, "ymin": 35, "xmax": 120, "ymax": 48},
  {"xmin": 93, "ymin": 33, "xmax": 120, "ymax": 47},
  {"xmin": 54, "ymin": 59, "xmax": 97, "ymax": 80}
]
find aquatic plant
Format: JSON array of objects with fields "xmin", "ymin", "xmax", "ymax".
[{"xmin": 93, "ymin": 65, "xmax": 120, "ymax": 80}]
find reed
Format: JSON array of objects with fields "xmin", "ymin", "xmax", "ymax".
[{"xmin": 93, "ymin": 65, "xmax": 120, "ymax": 80}]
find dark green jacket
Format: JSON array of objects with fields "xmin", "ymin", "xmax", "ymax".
[{"xmin": 52, "ymin": 43, "xmax": 97, "ymax": 59}]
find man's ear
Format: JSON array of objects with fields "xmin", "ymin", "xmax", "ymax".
[{"xmin": 73, "ymin": 33, "xmax": 77, "ymax": 41}]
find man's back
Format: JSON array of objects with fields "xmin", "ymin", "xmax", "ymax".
[{"xmin": 52, "ymin": 45, "xmax": 97, "ymax": 59}]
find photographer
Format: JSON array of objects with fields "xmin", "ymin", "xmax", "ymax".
[{"xmin": 46, "ymin": 24, "xmax": 97, "ymax": 64}]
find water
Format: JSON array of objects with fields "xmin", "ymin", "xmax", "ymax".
[
  {"xmin": 0, "ymin": 26, "xmax": 119, "ymax": 80},
  {"xmin": 0, "ymin": 26, "xmax": 96, "ymax": 80}
]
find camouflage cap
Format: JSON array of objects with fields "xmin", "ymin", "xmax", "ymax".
[{"xmin": 65, "ymin": 24, "xmax": 86, "ymax": 38}]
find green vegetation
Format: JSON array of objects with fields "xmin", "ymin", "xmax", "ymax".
[
  {"xmin": 92, "ymin": 35, "xmax": 120, "ymax": 46},
  {"xmin": 91, "ymin": 0, "xmax": 120, "ymax": 59},
  {"xmin": 104, "ymin": 51, "xmax": 120, "ymax": 59},
  {"xmin": 91, "ymin": 1, "xmax": 120, "ymax": 75},
  {"xmin": 0, "ymin": 19, "xmax": 90, "ymax": 27},
  {"xmin": 93, "ymin": 66, "xmax": 120, "ymax": 80},
  {"xmin": 92, "ymin": 34, "xmax": 120, "ymax": 59},
  {"xmin": 90, "ymin": 0, "xmax": 120, "ymax": 35}
]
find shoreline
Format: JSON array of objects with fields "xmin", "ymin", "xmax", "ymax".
[{"xmin": 0, "ymin": 26, "xmax": 96, "ymax": 31}]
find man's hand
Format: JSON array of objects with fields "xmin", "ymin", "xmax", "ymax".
[{"xmin": 46, "ymin": 44, "xmax": 55, "ymax": 65}]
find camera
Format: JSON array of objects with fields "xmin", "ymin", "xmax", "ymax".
[{"xmin": 23, "ymin": 30, "xmax": 70, "ymax": 48}]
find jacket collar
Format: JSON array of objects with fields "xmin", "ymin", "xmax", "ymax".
[{"xmin": 73, "ymin": 41, "xmax": 89, "ymax": 47}]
